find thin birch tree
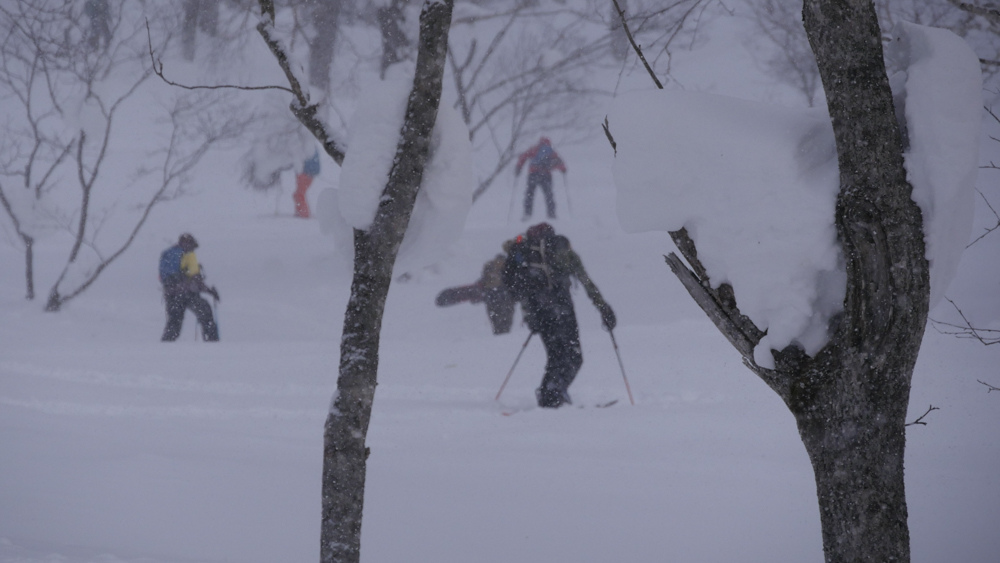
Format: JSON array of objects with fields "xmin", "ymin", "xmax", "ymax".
[{"xmin": 255, "ymin": 1, "xmax": 454, "ymax": 561}]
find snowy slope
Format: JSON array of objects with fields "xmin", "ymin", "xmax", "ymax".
[{"xmin": 2, "ymin": 131, "xmax": 998, "ymax": 563}]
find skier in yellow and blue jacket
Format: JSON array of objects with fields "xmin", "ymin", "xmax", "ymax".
[{"xmin": 159, "ymin": 233, "xmax": 220, "ymax": 341}]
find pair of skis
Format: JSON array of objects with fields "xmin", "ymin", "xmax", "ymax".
[
  {"xmin": 495, "ymin": 330, "xmax": 635, "ymax": 407},
  {"xmin": 500, "ymin": 399, "xmax": 619, "ymax": 417}
]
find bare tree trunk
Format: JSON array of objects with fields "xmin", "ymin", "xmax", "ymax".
[
  {"xmin": 24, "ymin": 235, "xmax": 34, "ymax": 300},
  {"xmin": 658, "ymin": 0, "xmax": 927, "ymax": 560},
  {"xmin": 0, "ymin": 185, "xmax": 35, "ymax": 300},
  {"xmin": 796, "ymin": 1, "xmax": 927, "ymax": 560},
  {"xmin": 793, "ymin": 348, "xmax": 913, "ymax": 563},
  {"xmin": 377, "ymin": 0, "xmax": 410, "ymax": 78},
  {"xmin": 47, "ymin": 131, "xmax": 95, "ymax": 312},
  {"xmin": 182, "ymin": 0, "xmax": 220, "ymax": 61},
  {"xmin": 319, "ymin": 2, "xmax": 453, "ymax": 562},
  {"xmin": 308, "ymin": 0, "xmax": 342, "ymax": 91},
  {"xmin": 182, "ymin": 0, "xmax": 199, "ymax": 61}
]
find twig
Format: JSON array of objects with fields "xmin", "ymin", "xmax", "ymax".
[
  {"xmin": 967, "ymin": 107, "xmax": 1000, "ymax": 247},
  {"xmin": 905, "ymin": 404, "xmax": 939, "ymax": 426},
  {"xmin": 145, "ymin": 20, "xmax": 291, "ymax": 94},
  {"xmin": 611, "ymin": 0, "xmax": 664, "ymax": 89},
  {"xmin": 967, "ymin": 188, "xmax": 1000, "ymax": 248},
  {"xmin": 978, "ymin": 380, "xmax": 1000, "ymax": 393},
  {"xmin": 930, "ymin": 298, "xmax": 1000, "ymax": 345},
  {"xmin": 602, "ymin": 116, "xmax": 616, "ymax": 156}
]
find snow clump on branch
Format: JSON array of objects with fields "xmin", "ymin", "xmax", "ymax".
[
  {"xmin": 611, "ymin": 89, "xmax": 843, "ymax": 368},
  {"xmin": 610, "ymin": 22, "xmax": 981, "ymax": 369},
  {"xmin": 316, "ymin": 62, "xmax": 474, "ymax": 273},
  {"xmin": 887, "ymin": 22, "xmax": 982, "ymax": 310}
]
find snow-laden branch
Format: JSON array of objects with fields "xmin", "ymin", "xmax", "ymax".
[{"xmin": 255, "ymin": 0, "xmax": 345, "ymax": 165}]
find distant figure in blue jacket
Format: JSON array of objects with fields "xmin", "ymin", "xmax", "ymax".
[{"xmin": 159, "ymin": 233, "xmax": 220, "ymax": 341}]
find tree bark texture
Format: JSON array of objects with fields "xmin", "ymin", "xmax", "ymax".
[
  {"xmin": 799, "ymin": 1, "xmax": 928, "ymax": 561},
  {"xmin": 319, "ymin": 2, "xmax": 453, "ymax": 563},
  {"xmin": 665, "ymin": 1, "xmax": 928, "ymax": 561}
]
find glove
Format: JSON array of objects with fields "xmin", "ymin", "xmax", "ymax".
[
  {"xmin": 599, "ymin": 303, "xmax": 616, "ymax": 331},
  {"xmin": 208, "ymin": 286, "xmax": 220, "ymax": 302}
]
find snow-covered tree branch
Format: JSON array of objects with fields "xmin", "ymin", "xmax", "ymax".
[{"xmin": 256, "ymin": 0, "xmax": 346, "ymax": 165}]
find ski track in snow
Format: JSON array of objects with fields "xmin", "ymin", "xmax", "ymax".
[
  {"xmin": 0, "ymin": 361, "xmax": 325, "ymax": 397},
  {"xmin": 0, "ymin": 397, "xmax": 324, "ymax": 420}
]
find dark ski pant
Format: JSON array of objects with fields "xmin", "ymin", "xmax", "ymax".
[
  {"xmin": 528, "ymin": 295, "xmax": 582, "ymax": 407},
  {"xmin": 523, "ymin": 172, "xmax": 556, "ymax": 219},
  {"xmin": 484, "ymin": 287, "xmax": 515, "ymax": 335},
  {"xmin": 162, "ymin": 291, "xmax": 219, "ymax": 341}
]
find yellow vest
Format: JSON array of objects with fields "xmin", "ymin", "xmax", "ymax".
[{"xmin": 180, "ymin": 251, "xmax": 200, "ymax": 277}]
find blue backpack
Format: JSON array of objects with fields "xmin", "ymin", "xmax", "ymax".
[
  {"xmin": 159, "ymin": 246, "xmax": 184, "ymax": 285},
  {"xmin": 531, "ymin": 144, "xmax": 556, "ymax": 171},
  {"xmin": 303, "ymin": 150, "xmax": 321, "ymax": 177}
]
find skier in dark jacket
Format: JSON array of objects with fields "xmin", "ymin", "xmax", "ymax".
[
  {"xmin": 159, "ymin": 233, "xmax": 220, "ymax": 341},
  {"xmin": 502, "ymin": 223, "xmax": 616, "ymax": 408},
  {"xmin": 515, "ymin": 137, "xmax": 566, "ymax": 221}
]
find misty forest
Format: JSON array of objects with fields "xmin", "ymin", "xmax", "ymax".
[{"xmin": 1, "ymin": 1, "xmax": 998, "ymax": 562}]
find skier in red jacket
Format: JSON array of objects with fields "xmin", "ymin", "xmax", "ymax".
[{"xmin": 515, "ymin": 137, "xmax": 566, "ymax": 221}]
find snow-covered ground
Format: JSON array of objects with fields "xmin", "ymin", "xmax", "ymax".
[
  {"xmin": 3, "ymin": 9, "xmax": 1000, "ymax": 563},
  {"xmin": 3, "ymin": 132, "xmax": 999, "ymax": 563}
]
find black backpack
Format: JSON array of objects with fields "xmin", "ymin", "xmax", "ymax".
[{"xmin": 503, "ymin": 227, "xmax": 571, "ymax": 299}]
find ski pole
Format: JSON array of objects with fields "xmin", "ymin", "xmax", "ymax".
[
  {"xmin": 609, "ymin": 330, "xmax": 635, "ymax": 405},
  {"xmin": 495, "ymin": 331, "xmax": 534, "ymax": 401},
  {"xmin": 562, "ymin": 172, "xmax": 573, "ymax": 217},
  {"xmin": 507, "ymin": 171, "xmax": 520, "ymax": 223},
  {"xmin": 213, "ymin": 298, "xmax": 220, "ymax": 339}
]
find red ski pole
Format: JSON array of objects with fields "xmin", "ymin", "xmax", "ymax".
[
  {"xmin": 609, "ymin": 330, "xmax": 635, "ymax": 405},
  {"xmin": 495, "ymin": 331, "xmax": 534, "ymax": 401}
]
